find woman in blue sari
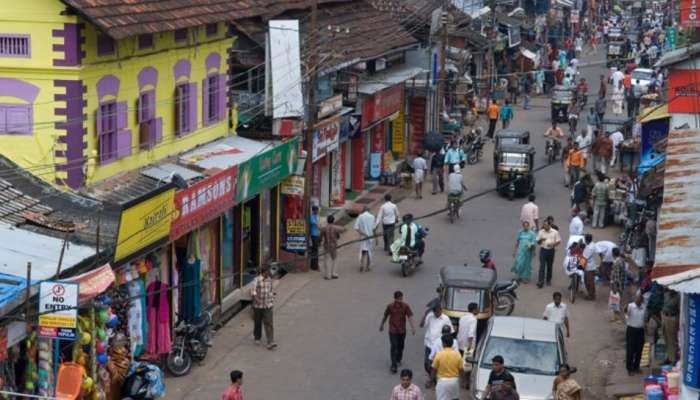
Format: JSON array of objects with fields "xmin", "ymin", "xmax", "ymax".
[{"xmin": 511, "ymin": 221, "xmax": 537, "ymax": 283}]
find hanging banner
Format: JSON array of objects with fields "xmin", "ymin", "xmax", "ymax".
[
  {"xmin": 171, "ymin": 166, "xmax": 238, "ymax": 240},
  {"xmin": 330, "ymin": 151, "xmax": 344, "ymax": 207},
  {"xmin": 685, "ymin": 293, "xmax": 700, "ymax": 388},
  {"xmin": 392, "ymin": 105, "xmax": 405, "ymax": 153},
  {"xmin": 681, "ymin": 0, "xmax": 700, "ymax": 27},
  {"xmin": 638, "ymin": 118, "xmax": 669, "ymax": 175},
  {"xmin": 312, "ymin": 117, "xmax": 340, "ymax": 162},
  {"xmin": 370, "ymin": 153, "xmax": 382, "ymax": 178},
  {"xmin": 38, "ymin": 281, "xmax": 79, "ymax": 339},
  {"xmin": 68, "ymin": 264, "xmax": 116, "ymax": 304}
]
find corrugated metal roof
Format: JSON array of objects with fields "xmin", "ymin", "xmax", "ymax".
[
  {"xmin": 179, "ymin": 135, "xmax": 270, "ymax": 171},
  {"xmin": 0, "ymin": 223, "xmax": 95, "ymax": 281},
  {"xmin": 652, "ymin": 129, "xmax": 700, "ymax": 278},
  {"xmin": 357, "ymin": 65, "xmax": 427, "ymax": 94},
  {"xmin": 655, "ymin": 268, "xmax": 700, "ymax": 293},
  {"xmin": 655, "ymin": 43, "xmax": 700, "ymax": 68},
  {"xmin": 141, "ymin": 163, "xmax": 203, "ymax": 182}
]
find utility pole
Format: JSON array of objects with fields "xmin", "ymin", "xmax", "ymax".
[
  {"xmin": 303, "ymin": 1, "xmax": 318, "ymax": 271},
  {"xmin": 439, "ymin": 5, "xmax": 449, "ymax": 118}
]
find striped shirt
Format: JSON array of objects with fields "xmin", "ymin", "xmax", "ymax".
[
  {"xmin": 391, "ymin": 383, "xmax": 423, "ymax": 400},
  {"xmin": 251, "ymin": 275, "xmax": 274, "ymax": 309}
]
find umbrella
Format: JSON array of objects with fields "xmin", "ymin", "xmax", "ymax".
[{"xmin": 422, "ymin": 131, "xmax": 446, "ymax": 152}]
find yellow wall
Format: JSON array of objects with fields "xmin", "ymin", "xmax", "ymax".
[{"xmin": 0, "ymin": 0, "xmax": 235, "ymax": 188}]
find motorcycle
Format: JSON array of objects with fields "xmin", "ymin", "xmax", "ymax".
[
  {"xmin": 121, "ymin": 362, "xmax": 166, "ymax": 400},
  {"xmin": 545, "ymin": 138, "xmax": 561, "ymax": 164},
  {"xmin": 447, "ymin": 193, "xmax": 461, "ymax": 223},
  {"xmin": 464, "ymin": 128, "xmax": 484, "ymax": 165},
  {"xmin": 493, "ymin": 280, "xmax": 519, "ymax": 316},
  {"xmin": 166, "ymin": 311, "xmax": 213, "ymax": 377},
  {"xmin": 564, "ymin": 254, "xmax": 585, "ymax": 303},
  {"xmin": 568, "ymin": 112, "xmax": 579, "ymax": 135},
  {"xmin": 398, "ymin": 224, "xmax": 428, "ymax": 277}
]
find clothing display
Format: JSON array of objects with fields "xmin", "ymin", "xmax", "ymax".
[
  {"xmin": 146, "ymin": 281, "xmax": 172, "ymax": 355},
  {"xmin": 127, "ymin": 280, "xmax": 147, "ymax": 357}
]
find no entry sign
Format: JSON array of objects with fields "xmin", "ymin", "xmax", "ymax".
[{"xmin": 38, "ymin": 281, "xmax": 78, "ymax": 339}]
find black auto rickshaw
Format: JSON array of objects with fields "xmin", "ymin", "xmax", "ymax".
[
  {"xmin": 607, "ymin": 39, "xmax": 626, "ymax": 68},
  {"xmin": 438, "ymin": 266, "xmax": 496, "ymax": 344},
  {"xmin": 495, "ymin": 144, "xmax": 535, "ymax": 200},
  {"xmin": 551, "ymin": 85, "xmax": 573, "ymax": 124},
  {"xmin": 493, "ymin": 129, "xmax": 530, "ymax": 172}
]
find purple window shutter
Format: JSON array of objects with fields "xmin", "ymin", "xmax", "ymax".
[
  {"xmin": 153, "ymin": 117, "xmax": 162, "ymax": 143},
  {"xmin": 148, "ymin": 91, "xmax": 156, "ymax": 120},
  {"xmin": 116, "ymin": 101, "xmax": 131, "ymax": 158},
  {"xmin": 7, "ymin": 105, "xmax": 31, "ymax": 134},
  {"xmin": 0, "ymin": 106, "xmax": 6, "ymax": 132},
  {"xmin": 95, "ymin": 105, "xmax": 104, "ymax": 136},
  {"xmin": 188, "ymin": 82, "xmax": 197, "ymax": 133},
  {"xmin": 217, "ymin": 73, "xmax": 226, "ymax": 122},
  {"xmin": 137, "ymin": 93, "xmax": 145, "ymax": 123},
  {"xmin": 202, "ymin": 78, "xmax": 210, "ymax": 126},
  {"xmin": 116, "ymin": 101, "xmax": 127, "ymax": 131}
]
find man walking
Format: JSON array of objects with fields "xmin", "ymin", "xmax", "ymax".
[
  {"xmin": 487, "ymin": 100, "xmax": 500, "ymax": 139},
  {"xmin": 380, "ymin": 291, "xmax": 416, "ymax": 373},
  {"xmin": 520, "ymin": 195, "xmax": 539, "ymax": 231},
  {"xmin": 420, "ymin": 305, "xmax": 453, "ymax": 385},
  {"xmin": 376, "ymin": 194, "xmax": 400, "ymax": 254},
  {"xmin": 592, "ymin": 173, "xmax": 609, "ymax": 228},
  {"xmin": 251, "ymin": 265, "xmax": 277, "ymax": 350},
  {"xmin": 500, "ymin": 100, "xmax": 514, "ymax": 129},
  {"xmin": 567, "ymin": 142, "xmax": 586, "ymax": 186},
  {"xmin": 595, "ymin": 95, "xmax": 606, "ymax": 128},
  {"xmin": 599, "ymin": 131, "xmax": 613, "ymax": 174},
  {"xmin": 582, "ymin": 234, "xmax": 599, "ymax": 300},
  {"xmin": 457, "ymin": 303, "xmax": 478, "ymax": 389},
  {"xmin": 624, "ymin": 294, "xmax": 646, "ymax": 375},
  {"xmin": 320, "ymin": 215, "xmax": 346, "ymax": 280},
  {"xmin": 309, "ymin": 206, "xmax": 321, "ymax": 271},
  {"xmin": 391, "ymin": 369, "xmax": 423, "ymax": 400},
  {"xmin": 412, "ymin": 152, "xmax": 428, "ymax": 199},
  {"xmin": 536, "ymin": 221, "xmax": 561, "ymax": 288},
  {"xmin": 431, "ymin": 151, "xmax": 445, "ymax": 194},
  {"xmin": 354, "ymin": 206, "xmax": 376, "ymax": 272},
  {"xmin": 431, "ymin": 335, "xmax": 462, "ymax": 400},
  {"xmin": 543, "ymin": 292, "xmax": 571, "ymax": 337}
]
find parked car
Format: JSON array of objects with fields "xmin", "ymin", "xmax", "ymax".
[
  {"xmin": 632, "ymin": 68, "xmax": 655, "ymax": 89},
  {"xmin": 468, "ymin": 316, "xmax": 569, "ymax": 400}
]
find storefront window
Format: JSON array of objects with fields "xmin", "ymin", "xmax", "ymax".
[{"xmin": 222, "ymin": 210, "xmax": 239, "ymax": 296}]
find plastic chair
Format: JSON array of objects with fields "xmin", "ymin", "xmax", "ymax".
[{"xmin": 55, "ymin": 362, "xmax": 84, "ymax": 400}]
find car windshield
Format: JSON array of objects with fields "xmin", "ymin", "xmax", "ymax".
[
  {"xmin": 480, "ymin": 337, "xmax": 560, "ymax": 375},
  {"xmin": 445, "ymin": 287, "xmax": 483, "ymax": 311},
  {"xmin": 501, "ymin": 152, "xmax": 527, "ymax": 165},
  {"xmin": 633, "ymin": 70, "xmax": 654, "ymax": 81}
]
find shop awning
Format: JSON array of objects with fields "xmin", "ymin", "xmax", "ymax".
[
  {"xmin": 639, "ymin": 104, "xmax": 670, "ymax": 123},
  {"xmin": 652, "ymin": 130, "xmax": 700, "ymax": 279},
  {"xmin": 68, "ymin": 263, "xmax": 115, "ymax": 304},
  {"xmin": 357, "ymin": 65, "xmax": 427, "ymax": 95},
  {"xmin": 655, "ymin": 268, "xmax": 700, "ymax": 293}
]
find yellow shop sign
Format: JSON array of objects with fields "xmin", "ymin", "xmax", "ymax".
[{"xmin": 114, "ymin": 186, "xmax": 176, "ymax": 264}]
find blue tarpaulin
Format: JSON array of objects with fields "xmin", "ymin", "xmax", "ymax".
[
  {"xmin": 0, "ymin": 273, "xmax": 31, "ymax": 315},
  {"xmin": 638, "ymin": 116, "xmax": 670, "ymax": 175}
]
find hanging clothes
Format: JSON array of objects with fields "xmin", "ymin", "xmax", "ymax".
[
  {"xmin": 127, "ymin": 280, "xmax": 147, "ymax": 356},
  {"xmin": 181, "ymin": 233, "xmax": 201, "ymax": 323},
  {"xmin": 146, "ymin": 281, "xmax": 171, "ymax": 354}
]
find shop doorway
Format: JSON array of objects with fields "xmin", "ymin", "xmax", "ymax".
[{"xmin": 242, "ymin": 196, "xmax": 260, "ymax": 286}]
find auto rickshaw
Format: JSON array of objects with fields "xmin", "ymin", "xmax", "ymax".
[
  {"xmin": 495, "ymin": 144, "xmax": 535, "ymax": 200},
  {"xmin": 551, "ymin": 85, "xmax": 573, "ymax": 124},
  {"xmin": 493, "ymin": 129, "xmax": 530, "ymax": 172},
  {"xmin": 607, "ymin": 39, "xmax": 626, "ymax": 68},
  {"xmin": 438, "ymin": 266, "xmax": 496, "ymax": 344}
]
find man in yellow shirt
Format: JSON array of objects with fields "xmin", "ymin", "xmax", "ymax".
[
  {"xmin": 487, "ymin": 100, "xmax": 500, "ymax": 139},
  {"xmin": 431, "ymin": 335, "xmax": 462, "ymax": 400},
  {"xmin": 567, "ymin": 142, "xmax": 586, "ymax": 186}
]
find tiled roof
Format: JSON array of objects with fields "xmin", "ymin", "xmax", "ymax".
[
  {"xmin": 61, "ymin": 0, "xmax": 346, "ymax": 39},
  {"xmin": 233, "ymin": 0, "xmax": 418, "ymax": 71}
]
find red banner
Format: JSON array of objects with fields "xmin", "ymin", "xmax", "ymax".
[
  {"xmin": 361, "ymin": 85, "xmax": 404, "ymax": 129},
  {"xmin": 68, "ymin": 263, "xmax": 115, "ymax": 304},
  {"xmin": 667, "ymin": 69, "xmax": 700, "ymax": 113},
  {"xmin": 681, "ymin": 0, "xmax": 700, "ymax": 27},
  {"xmin": 171, "ymin": 166, "xmax": 238, "ymax": 240}
]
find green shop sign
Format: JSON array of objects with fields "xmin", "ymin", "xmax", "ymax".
[{"xmin": 236, "ymin": 137, "xmax": 299, "ymax": 202}]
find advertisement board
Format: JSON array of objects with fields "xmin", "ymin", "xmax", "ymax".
[
  {"xmin": 114, "ymin": 185, "xmax": 176, "ymax": 265},
  {"xmin": 237, "ymin": 137, "xmax": 299, "ymax": 203},
  {"xmin": 681, "ymin": 0, "xmax": 700, "ymax": 27},
  {"xmin": 668, "ymin": 69, "xmax": 700, "ymax": 113},
  {"xmin": 312, "ymin": 118, "xmax": 340, "ymax": 162},
  {"xmin": 280, "ymin": 176, "xmax": 305, "ymax": 196},
  {"xmin": 285, "ymin": 219, "xmax": 307, "ymax": 251},
  {"xmin": 685, "ymin": 293, "xmax": 700, "ymax": 388},
  {"xmin": 38, "ymin": 281, "xmax": 79, "ymax": 340},
  {"xmin": 361, "ymin": 86, "xmax": 404, "ymax": 129}
]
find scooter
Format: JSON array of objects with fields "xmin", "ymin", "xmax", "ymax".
[
  {"xmin": 166, "ymin": 311, "xmax": 213, "ymax": 377},
  {"xmin": 398, "ymin": 225, "xmax": 428, "ymax": 277}
]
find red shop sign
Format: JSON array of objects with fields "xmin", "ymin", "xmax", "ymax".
[
  {"xmin": 361, "ymin": 85, "xmax": 404, "ymax": 129},
  {"xmin": 171, "ymin": 166, "xmax": 238, "ymax": 240},
  {"xmin": 681, "ymin": 0, "xmax": 700, "ymax": 27},
  {"xmin": 667, "ymin": 69, "xmax": 700, "ymax": 113}
]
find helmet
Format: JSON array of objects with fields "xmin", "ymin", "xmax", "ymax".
[{"xmin": 479, "ymin": 249, "xmax": 491, "ymax": 263}]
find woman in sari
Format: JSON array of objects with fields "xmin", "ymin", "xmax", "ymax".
[
  {"xmin": 553, "ymin": 364, "xmax": 582, "ymax": 400},
  {"xmin": 511, "ymin": 221, "xmax": 537, "ymax": 283}
]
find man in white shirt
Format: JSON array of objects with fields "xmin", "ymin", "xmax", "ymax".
[
  {"xmin": 595, "ymin": 240, "xmax": 618, "ymax": 282},
  {"xmin": 457, "ymin": 303, "xmax": 478, "ymax": 352},
  {"xmin": 611, "ymin": 68, "xmax": 624, "ymax": 89},
  {"xmin": 520, "ymin": 195, "xmax": 539, "ymax": 231},
  {"xmin": 569, "ymin": 210, "xmax": 584, "ymax": 236},
  {"xmin": 575, "ymin": 129, "xmax": 593, "ymax": 163},
  {"xmin": 428, "ymin": 324, "xmax": 460, "ymax": 361},
  {"xmin": 609, "ymin": 130, "xmax": 624, "ymax": 167},
  {"xmin": 354, "ymin": 206, "xmax": 375, "ymax": 272},
  {"xmin": 624, "ymin": 295, "xmax": 646, "ymax": 375},
  {"xmin": 420, "ymin": 305, "xmax": 453, "ymax": 379},
  {"xmin": 375, "ymin": 194, "xmax": 400, "ymax": 254},
  {"xmin": 543, "ymin": 292, "xmax": 570, "ymax": 337},
  {"xmin": 412, "ymin": 153, "xmax": 428, "ymax": 199},
  {"xmin": 582, "ymin": 234, "xmax": 599, "ymax": 300}
]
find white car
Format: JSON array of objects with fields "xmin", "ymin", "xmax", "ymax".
[
  {"xmin": 469, "ymin": 316, "xmax": 569, "ymax": 400},
  {"xmin": 632, "ymin": 68, "xmax": 655, "ymax": 89}
]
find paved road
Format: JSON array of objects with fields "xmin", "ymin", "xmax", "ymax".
[{"xmin": 168, "ymin": 49, "xmax": 626, "ymax": 399}]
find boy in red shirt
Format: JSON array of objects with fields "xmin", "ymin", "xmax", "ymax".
[{"xmin": 222, "ymin": 370, "xmax": 243, "ymax": 400}]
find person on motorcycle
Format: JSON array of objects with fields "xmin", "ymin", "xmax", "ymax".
[
  {"xmin": 480, "ymin": 249, "xmax": 496, "ymax": 271},
  {"xmin": 576, "ymin": 78, "xmax": 589, "ymax": 106},
  {"xmin": 391, "ymin": 214, "xmax": 424, "ymax": 263},
  {"xmin": 447, "ymin": 164, "xmax": 467, "ymax": 216},
  {"xmin": 544, "ymin": 123, "xmax": 564, "ymax": 158}
]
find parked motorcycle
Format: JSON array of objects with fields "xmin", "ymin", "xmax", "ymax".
[
  {"xmin": 398, "ymin": 225, "xmax": 428, "ymax": 277},
  {"xmin": 464, "ymin": 128, "xmax": 484, "ymax": 165},
  {"xmin": 166, "ymin": 311, "xmax": 213, "ymax": 377},
  {"xmin": 493, "ymin": 280, "xmax": 519, "ymax": 316},
  {"xmin": 545, "ymin": 138, "xmax": 561, "ymax": 164},
  {"xmin": 121, "ymin": 362, "xmax": 166, "ymax": 400}
]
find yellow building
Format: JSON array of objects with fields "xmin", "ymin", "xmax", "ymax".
[{"xmin": 0, "ymin": 0, "xmax": 235, "ymax": 188}]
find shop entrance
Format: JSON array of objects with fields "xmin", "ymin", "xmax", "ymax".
[{"xmin": 242, "ymin": 196, "xmax": 260, "ymax": 286}]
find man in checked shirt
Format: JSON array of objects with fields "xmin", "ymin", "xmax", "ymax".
[
  {"xmin": 391, "ymin": 369, "xmax": 423, "ymax": 400},
  {"xmin": 251, "ymin": 265, "xmax": 277, "ymax": 350}
]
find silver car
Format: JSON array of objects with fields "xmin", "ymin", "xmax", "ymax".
[{"xmin": 469, "ymin": 316, "xmax": 568, "ymax": 400}]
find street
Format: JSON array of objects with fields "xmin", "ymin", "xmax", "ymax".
[{"xmin": 168, "ymin": 49, "xmax": 628, "ymax": 400}]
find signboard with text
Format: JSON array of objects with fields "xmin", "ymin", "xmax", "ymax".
[
  {"xmin": 171, "ymin": 166, "xmax": 238, "ymax": 240},
  {"xmin": 668, "ymin": 69, "xmax": 700, "ymax": 113},
  {"xmin": 361, "ymin": 85, "xmax": 404, "ymax": 129},
  {"xmin": 281, "ymin": 176, "xmax": 305, "ymax": 196},
  {"xmin": 285, "ymin": 219, "xmax": 307, "ymax": 251},
  {"xmin": 237, "ymin": 137, "xmax": 299, "ymax": 203},
  {"xmin": 38, "ymin": 281, "xmax": 78, "ymax": 340},
  {"xmin": 685, "ymin": 294, "xmax": 700, "ymax": 388},
  {"xmin": 312, "ymin": 118, "xmax": 340, "ymax": 162},
  {"xmin": 681, "ymin": 0, "xmax": 700, "ymax": 27}
]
